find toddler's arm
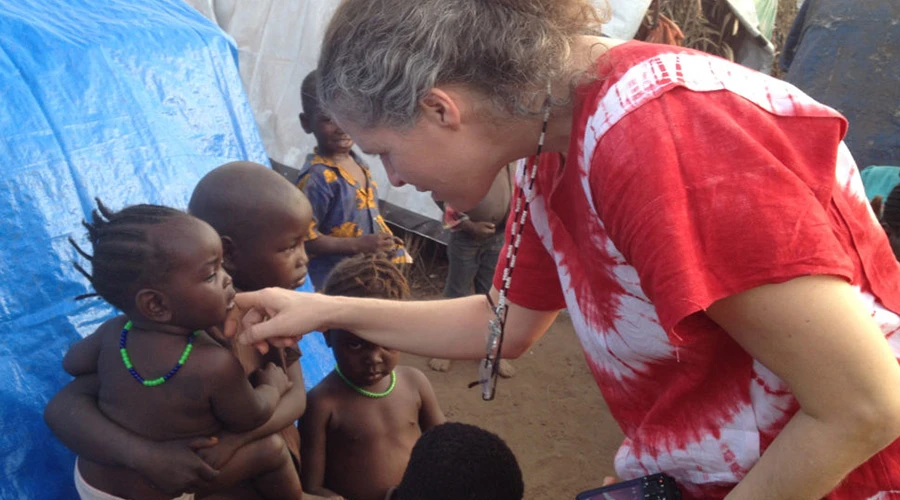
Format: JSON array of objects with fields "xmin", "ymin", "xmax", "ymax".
[
  {"xmin": 300, "ymin": 391, "xmax": 343, "ymax": 498},
  {"xmin": 242, "ymin": 359, "xmax": 306, "ymax": 438},
  {"xmin": 411, "ymin": 368, "xmax": 445, "ymax": 431},
  {"xmin": 306, "ymin": 233, "xmax": 397, "ymax": 256},
  {"xmin": 62, "ymin": 330, "xmax": 103, "ymax": 376},
  {"xmin": 208, "ymin": 351, "xmax": 286, "ymax": 433},
  {"xmin": 199, "ymin": 360, "xmax": 306, "ymax": 468},
  {"xmin": 44, "ymin": 375, "xmax": 219, "ymax": 494}
]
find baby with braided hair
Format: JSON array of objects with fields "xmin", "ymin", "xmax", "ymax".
[
  {"xmin": 59, "ymin": 200, "xmax": 304, "ymax": 500},
  {"xmin": 300, "ymin": 253, "xmax": 445, "ymax": 500}
]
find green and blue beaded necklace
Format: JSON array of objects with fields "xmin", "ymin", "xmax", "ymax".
[
  {"xmin": 334, "ymin": 365, "xmax": 396, "ymax": 398},
  {"xmin": 119, "ymin": 320, "xmax": 200, "ymax": 387}
]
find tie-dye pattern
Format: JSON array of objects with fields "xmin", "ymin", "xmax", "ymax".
[{"xmin": 494, "ymin": 41, "xmax": 900, "ymax": 498}]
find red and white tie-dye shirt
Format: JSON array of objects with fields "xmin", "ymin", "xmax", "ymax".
[{"xmin": 494, "ymin": 41, "xmax": 900, "ymax": 499}]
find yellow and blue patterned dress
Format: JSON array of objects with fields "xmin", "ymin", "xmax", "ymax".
[{"xmin": 297, "ymin": 150, "xmax": 411, "ymax": 288}]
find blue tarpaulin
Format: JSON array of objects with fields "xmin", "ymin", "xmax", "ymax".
[
  {"xmin": 0, "ymin": 1, "xmax": 332, "ymax": 498},
  {"xmin": 780, "ymin": 0, "xmax": 900, "ymax": 170}
]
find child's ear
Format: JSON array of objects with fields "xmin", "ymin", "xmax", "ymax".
[
  {"xmin": 221, "ymin": 236, "xmax": 238, "ymax": 272},
  {"xmin": 299, "ymin": 112, "xmax": 312, "ymax": 134},
  {"xmin": 135, "ymin": 289, "xmax": 172, "ymax": 323}
]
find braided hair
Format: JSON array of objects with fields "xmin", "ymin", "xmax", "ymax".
[
  {"xmin": 69, "ymin": 199, "xmax": 190, "ymax": 311},
  {"xmin": 321, "ymin": 253, "xmax": 410, "ymax": 300}
]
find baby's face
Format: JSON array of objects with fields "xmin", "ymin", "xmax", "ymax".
[
  {"xmin": 230, "ymin": 196, "xmax": 313, "ymax": 291},
  {"xmin": 329, "ymin": 329, "xmax": 399, "ymax": 388},
  {"xmin": 155, "ymin": 217, "xmax": 235, "ymax": 329}
]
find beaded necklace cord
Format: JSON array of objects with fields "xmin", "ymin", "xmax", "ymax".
[
  {"xmin": 119, "ymin": 320, "xmax": 200, "ymax": 387},
  {"xmin": 334, "ymin": 365, "xmax": 396, "ymax": 398},
  {"xmin": 479, "ymin": 84, "xmax": 553, "ymax": 400}
]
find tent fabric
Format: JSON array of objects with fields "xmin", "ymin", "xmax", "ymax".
[
  {"xmin": 780, "ymin": 0, "xmax": 900, "ymax": 170},
  {"xmin": 0, "ymin": 1, "xmax": 331, "ymax": 498},
  {"xmin": 860, "ymin": 166, "xmax": 900, "ymax": 202},
  {"xmin": 185, "ymin": 0, "xmax": 444, "ymax": 224}
]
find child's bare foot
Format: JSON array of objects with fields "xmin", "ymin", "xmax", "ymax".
[
  {"xmin": 428, "ymin": 358, "xmax": 452, "ymax": 372},
  {"xmin": 498, "ymin": 359, "xmax": 516, "ymax": 378}
]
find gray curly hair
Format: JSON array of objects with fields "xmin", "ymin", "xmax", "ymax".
[{"xmin": 318, "ymin": 0, "xmax": 607, "ymax": 129}]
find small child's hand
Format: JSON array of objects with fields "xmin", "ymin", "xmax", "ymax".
[
  {"xmin": 256, "ymin": 362, "xmax": 292, "ymax": 396},
  {"xmin": 356, "ymin": 232, "xmax": 396, "ymax": 254},
  {"xmin": 463, "ymin": 221, "xmax": 496, "ymax": 239},
  {"xmin": 196, "ymin": 432, "xmax": 246, "ymax": 470}
]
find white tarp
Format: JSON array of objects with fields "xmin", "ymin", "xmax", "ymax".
[
  {"xmin": 185, "ymin": 0, "xmax": 773, "ymax": 224},
  {"xmin": 186, "ymin": 0, "xmax": 442, "ymax": 222}
]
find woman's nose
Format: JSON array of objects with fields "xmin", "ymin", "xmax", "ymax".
[{"xmin": 382, "ymin": 159, "xmax": 406, "ymax": 187}]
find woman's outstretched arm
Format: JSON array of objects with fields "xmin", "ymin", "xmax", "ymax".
[{"xmin": 227, "ymin": 287, "xmax": 560, "ymax": 360}]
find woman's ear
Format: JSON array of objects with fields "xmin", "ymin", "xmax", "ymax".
[
  {"xmin": 135, "ymin": 289, "xmax": 172, "ymax": 323},
  {"xmin": 419, "ymin": 88, "xmax": 462, "ymax": 130}
]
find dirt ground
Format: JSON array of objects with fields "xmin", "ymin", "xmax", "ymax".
[
  {"xmin": 400, "ymin": 238, "xmax": 624, "ymax": 499},
  {"xmin": 404, "ymin": 313, "xmax": 625, "ymax": 500}
]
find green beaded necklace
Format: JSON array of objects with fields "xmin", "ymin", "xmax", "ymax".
[
  {"xmin": 334, "ymin": 365, "xmax": 396, "ymax": 398},
  {"xmin": 119, "ymin": 320, "xmax": 200, "ymax": 387}
]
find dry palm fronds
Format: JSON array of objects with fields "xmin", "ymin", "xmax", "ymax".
[
  {"xmin": 640, "ymin": 0, "xmax": 739, "ymax": 61},
  {"xmin": 399, "ymin": 232, "xmax": 444, "ymax": 297}
]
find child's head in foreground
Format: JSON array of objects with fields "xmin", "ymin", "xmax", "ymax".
[
  {"xmin": 300, "ymin": 69, "xmax": 354, "ymax": 157},
  {"xmin": 70, "ymin": 200, "xmax": 235, "ymax": 331},
  {"xmin": 880, "ymin": 183, "xmax": 900, "ymax": 260},
  {"xmin": 321, "ymin": 253, "xmax": 409, "ymax": 389},
  {"xmin": 188, "ymin": 161, "xmax": 314, "ymax": 291},
  {"xmin": 388, "ymin": 422, "xmax": 524, "ymax": 500}
]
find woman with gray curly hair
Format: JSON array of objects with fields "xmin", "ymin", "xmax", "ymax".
[{"xmin": 233, "ymin": 0, "xmax": 900, "ymax": 498}]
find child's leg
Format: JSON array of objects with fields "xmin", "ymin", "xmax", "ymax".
[
  {"xmin": 198, "ymin": 434, "xmax": 302, "ymax": 500},
  {"xmin": 248, "ymin": 436, "xmax": 304, "ymax": 500}
]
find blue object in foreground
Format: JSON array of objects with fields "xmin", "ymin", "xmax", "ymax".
[{"xmin": 0, "ymin": 0, "xmax": 332, "ymax": 497}]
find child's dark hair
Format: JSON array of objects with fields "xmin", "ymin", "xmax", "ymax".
[
  {"xmin": 882, "ymin": 184, "xmax": 900, "ymax": 232},
  {"xmin": 321, "ymin": 253, "xmax": 410, "ymax": 300},
  {"xmin": 393, "ymin": 422, "xmax": 524, "ymax": 500},
  {"xmin": 301, "ymin": 70, "xmax": 320, "ymax": 116},
  {"xmin": 69, "ymin": 199, "xmax": 189, "ymax": 311}
]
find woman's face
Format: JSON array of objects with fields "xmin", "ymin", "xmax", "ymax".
[{"xmin": 335, "ymin": 97, "xmax": 510, "ymax": 211}]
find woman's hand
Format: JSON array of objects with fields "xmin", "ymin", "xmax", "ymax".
[{"xmin": 224, "ymin": 287, "xmax": 333, "ymax": 354}]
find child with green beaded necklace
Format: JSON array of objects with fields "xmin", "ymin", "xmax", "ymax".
[
  {"xmin": 300, "ymin": 254, "xmax": 446, "ymax": 500},
  {"xmin": 58, "ymin": 201, "xmax": 304, "ymax": 500}
]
